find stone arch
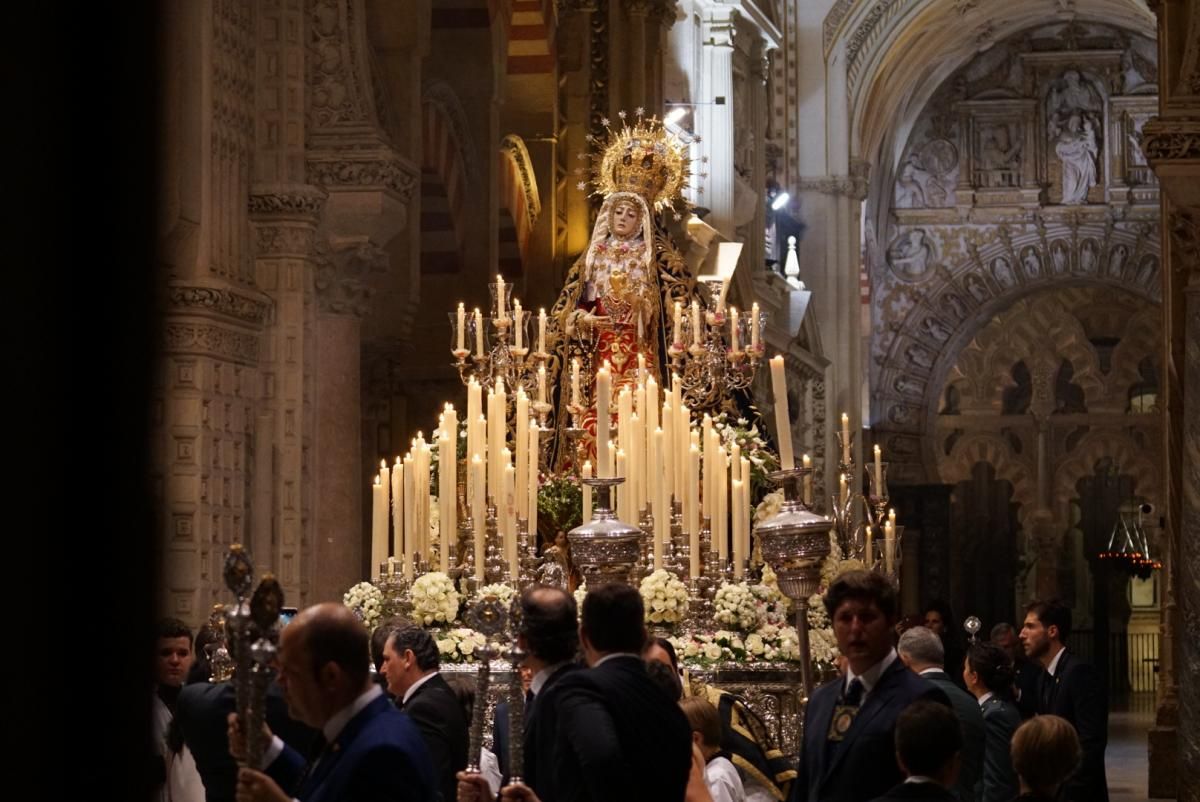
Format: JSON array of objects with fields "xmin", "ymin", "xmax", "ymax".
[
  {"xmin": 420, "ymin": 85, "xmax": 474, "ymax": 263},
  {"xmin": 1053, "ymin": 430, "xmax": 1160, "ymax": 512},
  {"xmin": 506, "ymin": 0, "xmax": 555, "ymax": 76},
  {"xmin": 498, "ymin": 133, "xmax": 542, "ymax": 263},
  {"xmin": 937, "ymin": 432, "xmax": 1037, "ymax": 525},
  {"xmin": 1105, "ymin": 304, "xmax": 1161, "ymax": 406}
]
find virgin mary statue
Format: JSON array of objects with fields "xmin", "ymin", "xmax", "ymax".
[{"xmin": 548, "ymin": 112, "xmax": 695, "ymax": 468}]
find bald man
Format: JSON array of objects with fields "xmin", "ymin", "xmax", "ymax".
[{"xmin": 228, "ymin": 603, "xmax": 435, "ymax": 802}]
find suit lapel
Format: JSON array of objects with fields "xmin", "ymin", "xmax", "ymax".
[
  {"xmin": 823, "ymin": 661, "xmax": 904, "ymax": 780},
  {"xmin": 300, "ymin": 695, "xmax": 387, "ymax": 797}
]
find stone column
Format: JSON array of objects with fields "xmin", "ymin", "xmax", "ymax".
[
  {"xmin": 1030, "ymin": 510, "xmax": 1060, "ymax": 601},
  {"xmin": 702, "ymin": 8, "xmax": 737, "ymax": 238},
  {"xmin": 1142, "ymin": 0, "xmax": 1200, "ymax": 795},
  {"xmin": 623, "ymin": 0, "xmax": 650, "ymax": 110},
  {"xmin": 311, "ymin": 248, "xmax": 380, "ymax": 601}
]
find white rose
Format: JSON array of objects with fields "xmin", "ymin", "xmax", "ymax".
[{"xmin": 703, "ymin": 643, "xmax": 723, "ymax": 661}]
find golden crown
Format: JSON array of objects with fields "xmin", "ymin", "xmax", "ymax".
[{"xmin": 576, "ymin": 109, "xmax": 699, "ymax": 216}]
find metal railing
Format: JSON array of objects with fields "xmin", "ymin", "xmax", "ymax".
[{"xmin": 1066, "ymin": 629, "xmax": 1160, "ymax": 697}]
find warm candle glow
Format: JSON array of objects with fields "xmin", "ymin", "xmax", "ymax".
[
  {"xmin": 456, "ymin": 302, "xmax": 466, "ymax": 353},
  {"xmin": 538, "ymin": 307, "xmax": 547, "ymax": 353}
]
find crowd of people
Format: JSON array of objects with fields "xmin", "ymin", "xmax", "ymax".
[{"xmin": 150, "ymin": 571, "xmax": 1108, "ymax": 802}]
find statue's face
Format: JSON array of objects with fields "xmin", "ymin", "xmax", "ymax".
[{"xmin": 611, "ymin": 201, "xmax": 641, "ymax": 238}]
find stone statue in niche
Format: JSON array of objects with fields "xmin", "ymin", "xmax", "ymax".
[
  {"xmin": 1136, "ymin": 254, "xmax": 1157, "ymax": 285},
  {"xmin": 1079, "ymin": 239, "xmax": 1098, "ymax": 274},
  {"xmin": 918, "ymin": 138, "xmax": 958, "ymax": 206},
  {"xmin": 1021, "ymin": 246, "xmax": 1042, "ymax": 278},
  {"xmin": 1052, "ymin": 240, "xmax": 1070, "ymax": 274},
  {"xmin": 923, "ymin": 316, "xmax": 953, "ymax": 342},
  {"xmin": 965, "ymin": 273, "xmax": 990, "ymax": 303},
  {"xmin": 1120, "ymin": 50, "xmax": 1147, "ymax": 93},
  {"xmin": 906, "ymin": 343, "xmax": 935, "ymax": 369},
  {"xmin": 941, "ymin": 292, "xmax": 968, "ymax": 321},
  {"xmin": 991, "ymin": 256, "xmax": 1016, "ymax": 288},
  {"xmin": 887, "ymin": 229, "xmax": 934, "ymax": 280},
  {"xmin": 1047, "ymin": 71, "xmax": 1103, "ymax": 205},
  {"xmin": 1109, "ymin": 244, "xmax": 1129, "ymax": 277},
  {"xmin": 894, "ymin": 158, "xmax": 927, "ymax": 208}
]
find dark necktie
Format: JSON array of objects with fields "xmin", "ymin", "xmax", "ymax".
[
  {"xmin": 294, "ymin": 733, "xmax": 329, "ymax": 792},
  {"xmin": 845, "ymin": 677, "xmax": 864, "ymax": 707}
]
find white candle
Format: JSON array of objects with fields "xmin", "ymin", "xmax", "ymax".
[
  {"xmin": 371, "ymin": 477, "xmax": 387, "ymax": 580},
  {"xmin": 538, "ymin": 308, "xmax": 547, "ymax": 354},
  {"xmin": 873, "ymin": 444, "xmax": 883, "ymax": 493},
  {"xmin": 608, "ymin": 439, "xmax": 616, "ymax": 481},
  {"xmin": 717, "ymin": 446, "xmax": 728, "ymax": 562},
  {"xmin": 616, "ymin": 449, "xmax": 628, "ymax": 522},
  {"xmin": 438, "ymin": 435, "xmax": 452, "ymax": 572},
  {"xmin": 513, "ymin": 300, "xmax": 524, "ymax": 349},
  {"xmin": 740, "ymin": 457, "xmax": 751, "ymax": 568},
  {"xmin": 516, "ymin": 391, "xmax": 529, "ymax": 521},
  {"xmin": 467, "ymin": 380, "xmax": 481, "ymax": 499},
  {"xmin": 390, "ymin": 458, "xmax": 402, "ymax": 560},
  {"xmin": 731, "ymin": 442, "xmax": 742, "ymax": 483},
  {"xmin": 889, "ymin": 508, "xmax": 897, "ymax": 529},
  {"xmin": 732, "ymin": 478, "xmax": 744, "ymax": 578},
  {"xmin": 403, "ymin": 453, "xmax": 416, "ymax": 566},
  {"xmin": 653, "ymin": 427, "xmax": 665, "ymax": 569},
  {"xmin": 571, "ymin": 359, "xmax": 581, "ymax": 411},
  {"xmin": 769, "ymin": 356, "xmax": 794, "ymax": 470},
  {"xmin": 630, "ymin": 411, "xmax": 642, "ymax": 513},
  {"xmin": 839, "ymin": 472, "xmax": 848, "ymax": 506},
  {"xmin": 537, "ymin": 365, "xmax": 547, "ymax": 404},
  {"xmin": 688, "ymin": 444, "xmax": 701, "ymax": 578},
  {"xmin": 474, "ymin": 308, "xmax": 484, "ymax": 358},
  {"xmin": 505, "ymin": 464, "xmax": 518, "ymax": 579},
  {"xmin": 692, "ymin": 299, "xmax": 702, "ymax": 347},
  {"xmin": 456, "ymin": 302, "xmax": 466, "ymax": 353},
  {"xmin": 528, "ymin": 421, "xmax": 539, "ymax": 547},
  {"xmin": 717, "ymin": 279, "xmax": 729, "ymax": 314},
  {"xmin": 597, "ymin": 363, "xmax": 611, "ymax": 477},
  {"xmin": 497, "ymin": 274, "xmax": 506, "ymax": 320},
  {"xmin": 884, "ymin": 521, "xmax": 896, "ymax": 575},
  {"xmin": 673, "ymin": 301, "xmax": 683, "ymax": 347},
  {"xmin": 701, "ymin": 414, "xmax": 713, "ymax": 518},
  {"xmin": 802, "ymin": 453, "xmax": 813, "ymax": 506},
  {"xmin": 638, "ymin": 353, "xmax": 647, "ymax": 384},
  {"xmin": 750, "ymin": 302, "xmax": 760, "ymax": 351},
  {"xmin": 841, "ymin": 412, "xmax": 851, "ymax": 463},
  {"xmin": 582, "ymin": 460, "xmax": 593, "ymax": 521},
  {"xmin": 472, "ymin": 455, "xmax": 486, "ymax": 581},
  {"xmin": 730, "ymin": 306, "xmax": 740, "ymax": 352}
]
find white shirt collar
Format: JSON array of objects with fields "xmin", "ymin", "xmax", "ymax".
[
  {"xmin": 531, "ymin": 662, "xmax": 568, "ymax": 697},
  {"xmin": 593, "ymin": 652, "xmax": 641, "ymax": 668},
  {"xmin": 846, "ymin": 648, "xmax": 898, "ymax": 697},
  {"xmin": 918, "ymin": 666, "xmax": 945, "ymax": 677},
  {"xmin": 1047, "ymin": 646, "xmax": 1066, "ymax": 676},
  {"xmin": 978, "ymin": 691, "xmax": 994, "ymax": 707},
  {"xmin": 324, "ymin": 685, "xmax": 382, "ymax": 744},
  {"xmin": 904, "ymin": 776, "xmax": 937, "ymax": 785},
  {"xmin": 401, "ymin": 670, "xmax": 439, "ymax": 706}
]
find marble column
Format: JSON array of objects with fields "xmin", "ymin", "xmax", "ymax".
[{"xmin": 702, "ymin": 8, "xmax": 737, "ymax": 238}]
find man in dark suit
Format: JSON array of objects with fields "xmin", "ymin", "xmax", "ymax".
[
  {"xmin": 228, "ymin": 603, "xmax": 435, "ymax": 802},
  {"xmin": 382, "ymin": 626, "xmax": 469, "ymax": 802},
  {"xmin": 898, "ymin": 626, "xmax": 983, "ymax": 802},
  {"xmin": 990, "ymin": 622, "xmax": 1039, "ymax": 719},
  {"xmin": 869, "ymin": 700, "xmax": 963, "ymax": 802},
  {"xmin": 177, "ymin": 679, "xmax": 320, "ymax": 802},
  {"xmin": 544, "ymin": 582, "xmax": 693, "ymax": 802},
  {"xmin": 791, "ymin": 570, "xmax": 950, "ymax": 802},
  {"xmin": 1020, "ymin": 599, "xmax": 1108, "ymax": 802}
]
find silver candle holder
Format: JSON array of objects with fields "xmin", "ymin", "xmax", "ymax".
[{"xmin": 567, "ymin": 477, "xmax": 642, "ymax": 588}]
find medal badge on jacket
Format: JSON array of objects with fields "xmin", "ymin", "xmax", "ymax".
[{"xmin": 827, "ymin": 704, "xmax": 860, "ymax": 741}]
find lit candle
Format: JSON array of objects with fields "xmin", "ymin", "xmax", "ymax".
[
  {"xmin": 456, "ymin": 302, "xmax": 466, "ymax": 353},
  {"xmin": 673, "ymin": 301, "xmax": 683, "ymax": 347},
  {"xmin": 802, "ymin": 453, "xmax": 813, "ymax": 506},
  {"xmin": 741, "ymin": 456, "xmax": 751, "ymax": 569},
  {"xmin": 496, "ymin": 274, "xmax": 506, "ymax": 320},
  {"xmin": 474, "ymin": 307, "xmax": 484, "ymax": 358},
  {"xmin": 769, "ymin": 356, "xmax": 794, "ymax": 469},
  {"xmin": 732, "ymin": 477, "xmax": 744, "ymax": 578},
  {"xmin": 390, "ymin": 457, "xmax": 402, "ymax": 563},
  {"xmin": 513, "ymin": 299, "xmax": 524, "ymax": 349},
  {"xmin": 516, "ymin": 391, "xmax": 530, "ymax": 521},
  {"xmin": 716, "ymin": 446, "xmax": 728, "ymax": 563},
  {"xmin": 537, "ymin": 365, "xmax": 547, "ymax": 404},
  {"xmin": 582, "ymin": 460, "xmax": 594, "ymax": 521},
  {"xmin": 750, "ymin": 302, "xmax": 760, "ymax": 351},
  {"xmin": 884, "ymin": 520, "xmax": 896, "ymax": 575},
  {"xmin": 688, "ymin": 443, "xmax": 701, "ymax": 578},
  {"xmin": 437, "ymin": 433, "xmax": 453, "ymax": 572},
  {"xmin": 597, "ymin": 362, "xmax": 611, "ymax": 477},
  {"xmin": 873, "ymin": 444, "xmax": 883, "ymax": 493},
  {"xmin": 528, "ymin": 421, "xmax": 539, "ymax": 545},
  {"xmin": 702, "ymin": 414, "xmax": 713, "ymax": 518},
  {"xmin": 692, "ymin": 299, "xmax": 702, "ymax": 347},
  {"xmin": 372, "ymin": 476, "xmax": 387, "ymax": 580},
  {"xmin": 839, "ymin": 472, "xmax": 847, "ymax": 506},
  {"xmin": 538, "ymin": 308, "xmax": 547, "ymax": 353},
  {"xmin": 889, "ymin": 508, "xmax": 897, "ymax": 529},
  {"xmin": 841, "ymin": 412, "xmax": 851, "ymax": 463},
  {"xmin": 653, "ymin": 427, "xmax": 665, "ymax": 569},
  {"xmin": 571, "ymin": 359, "xmax": 581, "ymax": 411},
  {"xmin": 730, "ymin": 306, "xmax": 740, "ymax": 352},
  {"xmin": 472, "ymin": 454, "xmax": 486, "ymax": 581}
]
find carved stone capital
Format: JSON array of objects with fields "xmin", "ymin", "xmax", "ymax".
[
  {"xmin": 1143, "ymin": 117, "xmax": 1200, "ymax": 162},
  {"xmin": 313, "ymin": 240, "xmax": 388, "ymax": 317},
  {"xmin": 247, "ymin": 184, "xmax": 328, "ymax": 220},
  {"xmin": 306, "ymin": 150, "xmax": 418, "ymax": 204},
  {"xmin": 167, "ymin": 281, "xmax": 274, "ymax": 328},
  {"xmin": 163, "ymin": 322, "xmax": 260, "ymax": 365}
]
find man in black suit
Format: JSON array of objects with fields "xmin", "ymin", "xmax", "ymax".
[
  {"xmin": 382, "ymin": 626, "xmax": 469, "ymax": 802},
  {"xmin": 176, "ymin": 679, "xmax": 320, "ymax": 802},
  {"xmin": 869, "ymin": 700, "xmax": 963, "ymax": 802},
  {"xmin": 990, "ymin": 622, "xmax": 1039, "ymax": 719},
  {"xmin": 1020, "ymin": 599, "xmax": 1108, "ymax": 802},
  {"xmin": 791, "ymin": 570, "xmax": 950, "ymax": 802},
  {"xmin": 898, "ymin": 626, "xmax": 984, "ymax": 802},
  {"xmin": 544, "ymin": 582, "xmax": 693, "ymax": 802}
]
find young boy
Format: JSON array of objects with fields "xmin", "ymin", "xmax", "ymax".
[{"xmin": 680, "ymin": 697, "xmax": 746, "ymax": 802}]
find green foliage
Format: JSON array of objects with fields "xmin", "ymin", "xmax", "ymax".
[{"xmin": 538, "ymin": 474, "xmax": 584, "ymax": 534}]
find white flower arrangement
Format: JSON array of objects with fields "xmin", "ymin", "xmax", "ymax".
[
  {"xmin": 753, "ymin": 489, "xmax": 785, "ymax": 525},
  {"xmin": 573, "ymin": 582, "xmax": 588, "ymax": 615},
  {"xmin": 433, "ymin": 627, "xmax": 490, "ymax": 663},
  {"xmin": 428, "ymin": 498, "xmax": 440, "ymax": 560},
  {"xmin": 475, "ymin": 582, "xmax": 516, "ymax": 607},
  {"xmin": 713, "ymin": 583, "xmax": 762, "ymax": 632},
  {"xmin": 639, "ymin": 569, "xmax": 689, "ymax": 625},
  {"xmin": 343, "ymin": 581, "xmax": 384, "ymax": 630},
  {"xmin": 410, "ymin": 571, "xmax": 461, "ymax": 627}
]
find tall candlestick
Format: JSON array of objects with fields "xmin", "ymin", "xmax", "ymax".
[
  {"xmin": 528, "ymin": 421, "xmax": 539, "ymax": 547},
  {"xmin": 467, "ymin": 380, "xmax": 481, "ymax": 499},
  {"xmin": 841, "ymin": 412, "xmax": 851, "ymax": 463},
  {"xmin": 582, "ymin": 460, "xmax": 593, "ymax": 521},
  {"xmin": 653, "ymin": 427, "xmax": 665, "ymax": 569},
  {"xmin": 630, "ymin": 412, "xmax": 643, "ymax": 514},
  {"xmin": 687, "ymin": 444, "xmax": 700, "ymax": 578},
  {"xmin": 717, "ymin": 446, "xmax": 728, "ymax": 563},
  {"xmin": 750, "ymin": 302, "xmax": 760, "ymax": 350},
  {"xmin": 730, "ymin": 306, "xmax": 740, "ymax": 352},
  {"xmin": 769, "ymin": 355, "xmax": 794, "ymax": 469},
  {"xmin": 474, "ymin": 308, "xmax": 484, "ymax": 358},
  {"xmin": 873, "ymin": 444, "xmax": 883, "ymax": 493},
  {"xmin": 390, "ymin": 458, "xmax": 402, "ymax": 560},
  {"xmin": 702, "ymin": 414, "xmax": 713, "ymax": 518},
  {"xmin": 732, "ymin": 478, "xmax": 744, "ymax": 578},
  {"xmin": 372, "ymin": 477, "xmax": 387, "ymax": 580},
  {"xmin": 802, "ymin": 453, "xmax": 813, "ymax": 506},
  {"xmin": 596, "ymin": 363, "xmax": 611, "ymax": 477},
  {"xmin": 471, "ymin": 455, "xmax": 486, "ymax": 581},
  {"xmin": 456, "ymin": 302, "xmax": 466, "ymax": 353},
  {"xmin": 516, "ymin": 391, "xmax": 530, "ymax": 521},
  {"xmin": 438, "ymin": 434, "xmax": 452, "ymax": 572},
  {"xmin": 538, "ymin": 308, "xmax": 547, "ymax": 353}
]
